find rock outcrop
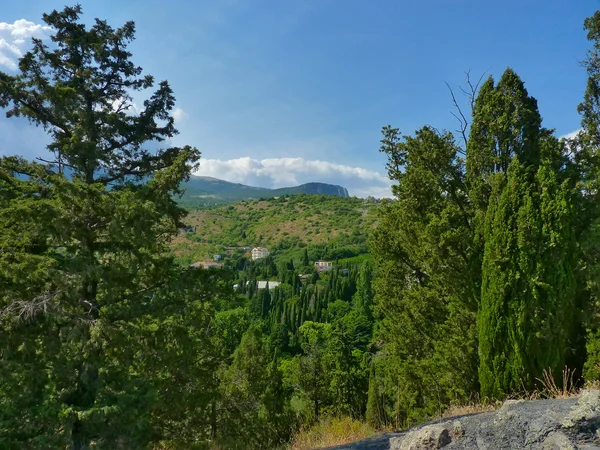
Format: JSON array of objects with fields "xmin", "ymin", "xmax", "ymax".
[{"xmin": 331, "ymin": 390, "xmax": 600, "ymax": 450}]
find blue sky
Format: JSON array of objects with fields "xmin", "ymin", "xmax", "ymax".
[{"xmin": 0, "ymin": 0, "xmax": 597, "ymax": 196}]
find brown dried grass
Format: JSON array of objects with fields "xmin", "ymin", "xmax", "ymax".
[
  {"xmin": 441, "ymin": 401, "xmax": 500, "ymax": 419},
  {"xmin": 288, "ymin": 417, "xmax": 376, "ymax": 450},
  {"xmin": 535, "ymin": 366, "xmax": 580, "ymax": 399}
]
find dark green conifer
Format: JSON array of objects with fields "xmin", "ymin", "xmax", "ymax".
[{"xmin": 366, "ymin": 363, "xmax": 384, "ymax": 429}]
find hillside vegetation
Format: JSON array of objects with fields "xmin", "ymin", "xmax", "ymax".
[{"xmin": 171, "ymin": 194, "xmax": 378, "ymax": 264}]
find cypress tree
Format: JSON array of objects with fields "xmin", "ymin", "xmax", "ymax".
[
  {"xmin": 479, "ymin": 161, "xmax": 533, "ymax": 397},
  {"xmin": 366, "ymin": 362, "xmax": 384, "ymax": 429},
  {"xmin": 467, "ymin": 69, "xmax": 544, "ymax": 311},
  {"xmin": 476, "ymin": 76, "xmax": 578, "ymax": 397},
  {"xmin": 261, "ymin": 285, "xmax": 271, "ymax": 318},
  {"xmin": 575, "ymin": 11, "xmax": 600, "ymax": 382},
  {"xmin": 354, "ymin": 260, "xmax": 374, "ymax": 318}
]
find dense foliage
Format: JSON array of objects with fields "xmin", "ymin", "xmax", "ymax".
[
  {"xmin": 0, "ymin": 6, "xmax": 212, "ymax": 448},
  {"xmin": 4, "ymin": 5, "xmax": 600, "ymax": 450},
  {"xmin": 369, "ymin": 13, "xmax": 600, "ymax": 429}
]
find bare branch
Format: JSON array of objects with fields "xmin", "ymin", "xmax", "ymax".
[
  {"xmin": 465, "ymin": 70, "xmax": 488, "ymax": 112},
  {"xmin": 36, "ymin": 156, "xmax": 76, "ymax": 170},
  {"xmin": 80, "ymin": 299, "xmax": 99, "ymax": 315},
  {"xmin": 458, "ymin": 85, "xmax": 472, "ymax": 97},
  {"xmin": 446, "ymin": 70, "xmax": 488, "ymax": 149},
  {"xmin": 446, "ymin": 81, "xmax": 470, "ymax": 147},
  {"xmin": 0, "ymin": 292, "xmax": 56, "ymax": 320}
]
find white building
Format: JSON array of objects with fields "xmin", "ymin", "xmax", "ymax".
[
  {"xmin": 251, "ymin": 247, "xmax": 270, "ymax": 260},
  {"xmin": 256, "ymin": 280, "xmax": 280, "ymax": 290},
  {"xmin": 315, "ymin": 260, "xmax": 333, "ymax": 272},
  {"xmin": 191, "ymin": 261, "xmax": 224, "ymax": 270},
  {"xmin": 233, "ymin": 280, "xmax": 281, "ymax": 290}
]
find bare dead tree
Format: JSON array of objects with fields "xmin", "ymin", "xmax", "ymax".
[{"xmin": 445, "ymin": 70, "xmax": 488, "ymax": 151}]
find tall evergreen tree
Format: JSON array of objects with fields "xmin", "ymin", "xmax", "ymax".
[
  {"xmin": 219, "ymin": 328, "xmax": 292, "ymax": 449},
  {"xmin": 366, "ymin": 362, "xmax": 384, "ymax": 429},
  {"xmin": 478, "ymin": 153, "xmax": 577, "ymax": 397},
  {"xmin": 296, "ymin": 322, "xmax": 334, "ymax": 421},
  {"xmin": 353, "ymin": 260, "xmax": 374, "ymax": 318},
  {"xmin": 575, "ymin": 11, "xmax": 600, "ymax": 381},
  {"xmin": 473, "ymin": 70, "xmax": 579, "ymax": 398},
  {"xmin": 372, "ymin": 126, "xmax": 477, "ymax": 422},
  {"xmin": 302, "ymin": 248, "xmax": 310, "ymax": 266},
  {"xmin": 466, "ymin": 69, "xmax": 542, "ymax": 211},
  {"xmin": 0, "ymin": 6, "xmax": 208, "ymax": 448}
]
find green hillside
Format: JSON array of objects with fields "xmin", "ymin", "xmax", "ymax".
[{"xmin": 171, "ymin": 194, "xmax": 378, "ymax": 264}]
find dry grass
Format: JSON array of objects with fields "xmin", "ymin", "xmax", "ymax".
[
  {"xmin": 535, "ymin": 366, "xmax": 580, "ymax": 399},
  {"xmin": 440, "ymin": 366, "xmax": 582, "ymax": 421},
  {"xmin": 288, "ymin": 417, "xmax": 376, "ymax": 450},
  {"xmin": 441, "ymin": 401, "xmax": 500, "ymax": 419}
]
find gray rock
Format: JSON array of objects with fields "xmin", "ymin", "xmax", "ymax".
[
  {"xmin": 562, "ymin": 390, "xmax": 600, "ymax": 428},
  {"xmin": 329, "ymin": 390, "xmax": 600, "ymax": 450},
  {"xmin": 390, "ymin": 424, "xmax": 451, "ymax": 450},
  {"xmin": 540, "ymin": 431, "xmax": 575, "ymax": 450}
]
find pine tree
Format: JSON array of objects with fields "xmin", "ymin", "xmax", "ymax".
[{"xmin": 0, "ymin": 6, "xmax": 209, "ymax": 448}]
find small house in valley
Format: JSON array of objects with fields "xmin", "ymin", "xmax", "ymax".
[
  {"xmin": 251, "ymin": 247, "xmax": 270, "ymax": 260},
  {"xmin": 315, "ymin": 260, "xmax": 333, "ymax": 272},
  {"xmin": 233, "ymin": 280, "xmax": 281, "ymax": 290},
  {"xmin": 256, "ymin": 280, "xmax": 280, "ymax": 290}
]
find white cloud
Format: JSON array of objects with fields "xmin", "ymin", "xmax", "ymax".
[
  {"xmin": 194, "ymin": 156, "xmax": 393, "ymax": 198},
  {"xmin": 560, "ymin": 129, "xmax": 583, "ymax": 140},
  {"xmin": 173, "ymin": 107, "xmax": 188, "ymax": 123},
  {"xmin": 0, "ymin": 19, "xmax": 53, "ymax": 70},
  {"xmin": 109, "ymin": 97, "xmax": 140, "ymax": 115}
]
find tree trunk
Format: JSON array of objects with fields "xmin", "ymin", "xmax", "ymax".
[
  {"xmin": 71, "ymin": 420, "xmax": 88, "ymax": 450},
  {"xmin": 210, "ymin": 400, "xmax": 217, "ymax": 439}
]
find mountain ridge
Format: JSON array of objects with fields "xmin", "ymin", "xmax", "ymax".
[{"xmin": 180, "ymin": 175, "xmax": 350, "ymax": 207}]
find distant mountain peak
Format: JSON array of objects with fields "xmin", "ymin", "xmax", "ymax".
[
  {"xmin": 181, "ymin": 177, "xmax": 349, "ymax": 206},
  {"xmin": 294, "ymin": 182, "xmax": 349, "ymax": 198}
]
